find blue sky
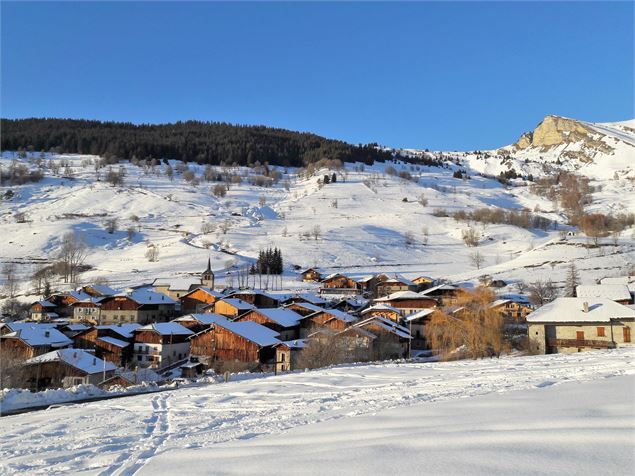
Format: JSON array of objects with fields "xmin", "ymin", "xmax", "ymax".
[{"xmin": 2, "ymin": 2, "xmax": 633, "ymax": 150}]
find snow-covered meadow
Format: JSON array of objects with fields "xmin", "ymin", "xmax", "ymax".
[
  {"xmin": 0, "ymin": 348, "xmax": 632, "ymax": 475},
  {"xmin": 1, "ymin": 118, "xmax": 633, "ymax": 307}
]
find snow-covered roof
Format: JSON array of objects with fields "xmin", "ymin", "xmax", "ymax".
[
  {"xmin": 137, "ymin": 322, "xmax": 194, "ymax": 336},
  {"xmin": 576, "ymin": 285, "xmax": 632, "ymax": 302},
  {"xmin": 173, "ymin": 313, "xmax": 227, "ymax": 325},
  {"xmin": 500, "ymin": 293, "xmax": 531, "ymax": 305},
  {"xmin": 1, "ymin": 323, "xmax": 72, "ymax": 348},
  {"xmin": 96, "ymin": 323, "xmax": 141, "ymax": 339},
  {"xmin": 355, "ymin": 316, "xmax": 411, "ymax": 339},
  {"xmin": 34, "ymin": 299, "xmax": 56, "ymax": 308},
  {"xmin": 490, "ymin": 299, "xmax": 511, "ymax": 308},
  {"xmin": 526, "ymin": 298, "xmax": 635, "ymax": 323},
  {"xmin": 97, "ymin": 336, "xmax": 130, "ymax": 348},
  {"xmin": 82, "ymin": 284, "xmax": 118, "ymax": 296},
  {"xmin": 284, "ymin": 302, "xmax": 326, "ymax": 314},
  {"xmin": 115, "ymin": 289, "xmax": 177, "ymax": 305},
  {"xmin": 63, "ymin": 290, "xmax": 92, "ymax": 302},
  {"xmin": 311, "ymin": 308, "xmax": 356, "ymax": 323},
  {"xmin": 182, "ymin": 287, "xmax": 223, "ymax": 299},
  {"xmin": 375, "ymin": 291, "xmax": 427, "ymax": 301},
  {"xmin": 380, "ymin": 274, "xmax": 416, "ymax": 286},
  {"xmin": 419, "ymin": 284, "xmax": 459, "ymax": 295},
  {"xmin": 599, "ymin": 276, "xmax": 634, "ymax": 286},
  {"xmin": 338, "ymin": 326, "xmax": 377, "ymax": 340},
  {"xmin": 27, "ymin": 348, "xmax": 117, "ymax": 374},
  {"xmin": 152, "ymin": 277, "xmax": 202, "ymax": 291},
  {"xmin": 65, "ymin": 324, "xmax": 90, "ymax": 332},
  {"xmin": 361, "ymin": 304, "xmax": 403, "ymax": 315},
  {"xmin": 404, "ymin": 308, "xmax": 435, "ymax": 322},
  {"xmin": 212, "ymin": 320, "xmax": 281, "ymax": 347},
  {"xmin": 287, "ymin": 293, "xmax": 327, "ymax": 305},
  {"xmin": 276, "ymin": 339, "xmax": 307, "ymax": 349},
  {"xmin": 252, "ymin": 308, "xmax": 302, "ymax": 327},
  {"xmin": 218, "ymin": 298, "xmax": 256, "ymax": 310}
]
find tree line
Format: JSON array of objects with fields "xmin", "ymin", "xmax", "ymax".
[{"xmin": 1, "ymin": 118, "xmax": 396, "ymax": 168}]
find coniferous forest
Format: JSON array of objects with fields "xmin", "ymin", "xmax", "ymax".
[{"xmin": 0, "ymin": 118, "xmax": 395, "ymax": 167}]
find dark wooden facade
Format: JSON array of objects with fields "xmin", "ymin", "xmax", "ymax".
[{"xmin": 190, "ymin": 325, "xmax": 275, "ymax": 366}]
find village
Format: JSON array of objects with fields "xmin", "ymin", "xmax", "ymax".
[{"xmin": 1, "ymin": 257, "xmax": 634, "ymax": 397}]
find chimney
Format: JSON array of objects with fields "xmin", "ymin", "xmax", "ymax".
[
  {"xmin": 44, "ymin": 331, "xmax": 50, "ymax": 338},
  {"xmin": 583, "ymin": 302, "xmax": 589, "ymax": 313},
  {"xmin": 93, "ymin": 357, "xmax": 97, "ymax": 365},
  {"xmin": 73, "ymin": 351, "xmax": 77, "ymax": 358}
]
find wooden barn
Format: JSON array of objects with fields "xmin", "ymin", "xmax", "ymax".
[
  {"xmin": 374, "ymin": 291, "xmax": 437, "ymax": 316},
  {"xmin": 133, "ymin": 323, "xmax": 193, "ymax": 369},
  {"xmin": 189, "ymin": 317, "xmax": 281, "ymax": 369},
  {"xmin": 98, "ymin": 290, "xmax": 177, "ymax": 325},
  {"xmin": 375, "ymin": 275, "xmax": 417, "ymax": 298},
  {"xmin": 360, "ymin": 304, "xmax": 403, "ymax": 323},
  {"xmin": 212, "ymin": 298, "xmax": 256, "ymax": 318},
  {"xmin": 172, "ymin": 313, "xmax": 227, "ymax": 333},
  {"xmin": 283, "ymin": 301, "xmax": 326, "ymax": 317},
  {"xmin": 319, "ymin": 273, "xmax": 360, "ymax": 293},
  {"xmin": 354, "ymin": 316, "xmax": 411, "ymax": 359},
  {"xmin": 0, "ymin": 323, "xmax": 72, "ymax": 359},
  {"xmin": 274, "ymin": 339, "xmax": 306, "ymax": 372},
  {"xmin": 300, "ymin": 268, "xmax": 322, "ymax": 282},
  {"xmin": 29, "ymin": 300, "xmax": 59, "ymax": 321},
  {"xmin": 236, "ymin": 308, "xmax": 303, "ymax": 341},
  {"xmin": 73, "ymin": 324, "xmax": 140, "ymax": 366},
  {"xmin": 419, "ymin": 284, "xmax": 461, "ymax": 305},
  {"xmin": 412, "ymin": 275, "xmax": 435, "ymax": 291},
  {"xmin": 228, "ymin": 290, "xmax": 279, "ymax": 309},
  {"xmin": 78, "ymin": 284, "xmax": 118, "ymax": 298},
  {"xmin": 24, "ymin": 349, "xmax": 117, "ymax": 390},
  {"xmin": 180, "ymin": 287, "xmax": 224, "ymax": 315},
  {"xmin": 281, "ymin": 293, "xmax": 327, "ymax": 307},
  {"xmin": 302, "ymin": 309, "xmax": 357, "ymax": 336}
]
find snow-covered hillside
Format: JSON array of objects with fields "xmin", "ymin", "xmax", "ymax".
[
  {"xmin": 0, "ymin": 115, "xmax": 633, "ymax": 305},
  {"xmin": 0, "ymin": 348, "xmax": 632, "ymax": 475}
]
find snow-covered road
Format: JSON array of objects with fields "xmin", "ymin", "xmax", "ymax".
[{"xmin": 0, "ymin": 348, "xmax": 633, "ymax": 475}]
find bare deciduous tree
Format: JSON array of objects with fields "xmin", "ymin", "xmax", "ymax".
[
  {"xmin": 462, "ymin": 227, "xmax": 479, "ymax": 247},
  {"xmin": 311, "ymin": 225, "xmax": 321, "ymax": 241},
  {"xmin": 2, "ymin": 262, "xmax": 18, "ymax": 298},
  {"xmin": 470, "ymin": 251, "xmax": 485, "ymax": 269},
  {"xmin": 145, "ymin": 244, "xmax": 159, "ymax": 262},
  {"xmin": 58, "ymin": 232, "xmax": 88, "ymax": 283},
  {"xmin": 528, "ymin": 279, "xmax": 558, "ymax": 306}
]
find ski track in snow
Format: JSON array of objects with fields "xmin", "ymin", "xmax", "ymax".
[{"xmin": 0, "ymin": 348, "xmax": 633, "ymax": 475}]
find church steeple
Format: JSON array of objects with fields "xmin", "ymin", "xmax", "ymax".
[{"xmin": 202, "ymin": 257, "xmax": 214, "ymax": 289}]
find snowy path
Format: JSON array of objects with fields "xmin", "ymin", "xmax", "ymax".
[{"xmin": 0, "ymin": 348, "xmax": 633, "ymax": 475}]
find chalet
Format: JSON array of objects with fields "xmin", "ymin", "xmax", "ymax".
[
  {"xmin": 60, "ymin": 323, "xmax": 91, "ymax": 338},
  {"xmin": 412, "ymin": 275, "xmax": 435, "ymax": 291},
  {"xmin": 302, "ymin": 309, "xmax": 357, "ymax": 336},
  {"xmin": 600, "ymin": 276, "xmax": 635, "ymax": 289},
  {"xmin": 319, "ymin": 273, "xmax": 361, "ymax": 295},
  {"xmin": 527, "ymin": 298, "xmax": 635, "ymax": 354},
  {"xmin": 70, "ymin": 297, "xmax": 104, "ymax": 325},
  {"xmin": 419, "ymin": 284, "xmax": 461, "ymax": 305},
  {"xmin": 98, "ymin": 289, "xmax": 177, "ymax": 325},
  {"xmin": 236, "ymin": 308, "xmax": 303, "ymax": 340},
  {"xmin": 228, "ymin": 290, "xmax": 279, "ymax": 308},
  {"xmin": 375, "ymin": 275, "xmax": 417, "ymax": 298},
  {"xmin": 353, "ymin": 316, "xmax": 411, "ymax": 359},
  {"xmin": 360, "ymin": 304, "xmax": 403, "ymax": 323},
  {"xmin": 576, "ymin": 285, "xmax": 633, "ymax": 305},
  {"xmin": 78, "ymin": 284, "xmax": 118, "ymax": 298},
  {"xmin": 73, "ymin": 324, "xmax": 141, "ymax": 366},
  {"xmin": 172, "ymin": 313, "xmax": 228, "ymax": 332},
  {"xmin": 212, "ymin": 298, "xmax": 256, "ymax": 318},
  {"xmin": 300, "ymin": 268, "xmax": 322, "ymax": 282},
  {"xmin": 133, "ymin": 322, "xmax": 194, "ymax": 369},
  {"xmin": 274, "ymin": 339, "xmax": 307, "ymax": 372},
  {"xmin": 29, "ymin": 300, "xmax": 59, "ymax": 321},
  {"xmin": 335, "ymin": 326, "xmax": 377, "ymax": 362},
  {"xmin": 374, "ymin": 291, "xmax": 437, "ymax": 315},
  {"xmin": 24, "ymin": 349, "xmax": 116, "ymax": 390},
  {"xmin": 490, "ymin": 299, "xmax": 533, "ymax": 321},
  {"xmin": 42, "ymin": 291, "xmax": 92, "ymax": 318},
  {"xmin": 0, "ymin": 323, "xmax": 72, "ymax": 359},
  {"xmin": 283, "ymin": 301, "xmax": 327, "ymax": 317},
  {"xmin": 189, "ymin": 316, "xmax": 281, "ymax": 369},
  {"xmin": 180, "ymin": 287, "xmax": 224, "ymax": 314},
  {"xmin": 404, "ymin": 308, "xmax": 435, "ymax": 349}
]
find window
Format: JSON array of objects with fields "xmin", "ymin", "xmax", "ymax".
[
  {"xmin": 597, "ymin": 327, "xmax": 605, "ymax": 337},
  {"xmin": 137, "ymin": 356, "xmax": 142, "ymax": 361},
  {"xmin": 576, "ymin": 331, "xmax": 585, "ymax": 341}
]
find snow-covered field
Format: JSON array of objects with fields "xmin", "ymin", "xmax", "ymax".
[
  {"xmin": 0, "ymin": 348, "xmax": 633, "ymax": 475},
  {"xmin": 1, "ymin": 119, "xmax": 634, "ymax": 308}
]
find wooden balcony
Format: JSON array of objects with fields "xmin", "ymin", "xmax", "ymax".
[{"xmin": 546, "ymin": 338, "xmax": 616, "ymax": 349}]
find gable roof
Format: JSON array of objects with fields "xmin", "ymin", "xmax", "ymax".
[
  {"xmin": 27, "ymin": 348, "xmax": 117, "ymax": 374},
  {"xmin": 32, "ymin": 299, "xmax": 56, "ymax": 308},
  {"xmin": 96, "ymin": 323, "xmax": 141, "ymax": 339},
  {"xmin": 97, "ymin": 336, "xmax": 130, "ymax": 348},
  {"xmin": 419, "ymin": 284, "xmax": 459, "ymax": 295},
  {"xmin": 81, "ymin": 284, "xmax": 118, "ymax": 296},
  {"xmin": 375, "ymin": 291, "xmax": 429, "ymax": 302},
  {"xmin": 181, "ymin": 287, "xmax": 223, "ymax": 299},
  {"xmin": 136, "ymin": 322, "xmax": 194, "ymax": 336},
  {"xmin": 218, "ymin": 298, "xmax": 256, "ymax": 310},
  {"xmin": 251, "ymin": 308, "xmax": 302, "ymax": 328},
  {"xmin": 285, "ymin": 293, "xmax": 327, "ymax": 306},
  {"xmin": 310, "ymin": 308, "xmax": 356, "ymax": 323},
  {"xmin": 576, "ymin": 285, "xmax": 632, "ymax": 302},
  {"xmin": 379, "ymin": 274, "xmax": 416, "ymax": 286},
  {"xmin": 361, "ymin": 304, "xmax": 403, "ymax": 315},
  {"xmin": 173, "ymin": 313, "xmax": 228, "ymax": 325},
  {"xmin": 1, "ymin": 323, "xmax": 72, "ymax": 348},
  {"xmin": 404, "ymin": 308, "xmax": 435, "ymax": 322},
  {"xmin": 354, "ymin": 316, "xmax": 411, "ymax": 339},
  {"xmin": 526, "ymin": 298, "xmax": 635, "ymax": 323},
  {"xmin": 283, "ymin": 302, "xmax": 326, "ymax": 314},
  {"xmin": 196, "ymin": 319, "xmax": 281, "ymax": 347},
  {"xmin": 113, "ymin": 289, "xmax": 177, "ymax": 305}
]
